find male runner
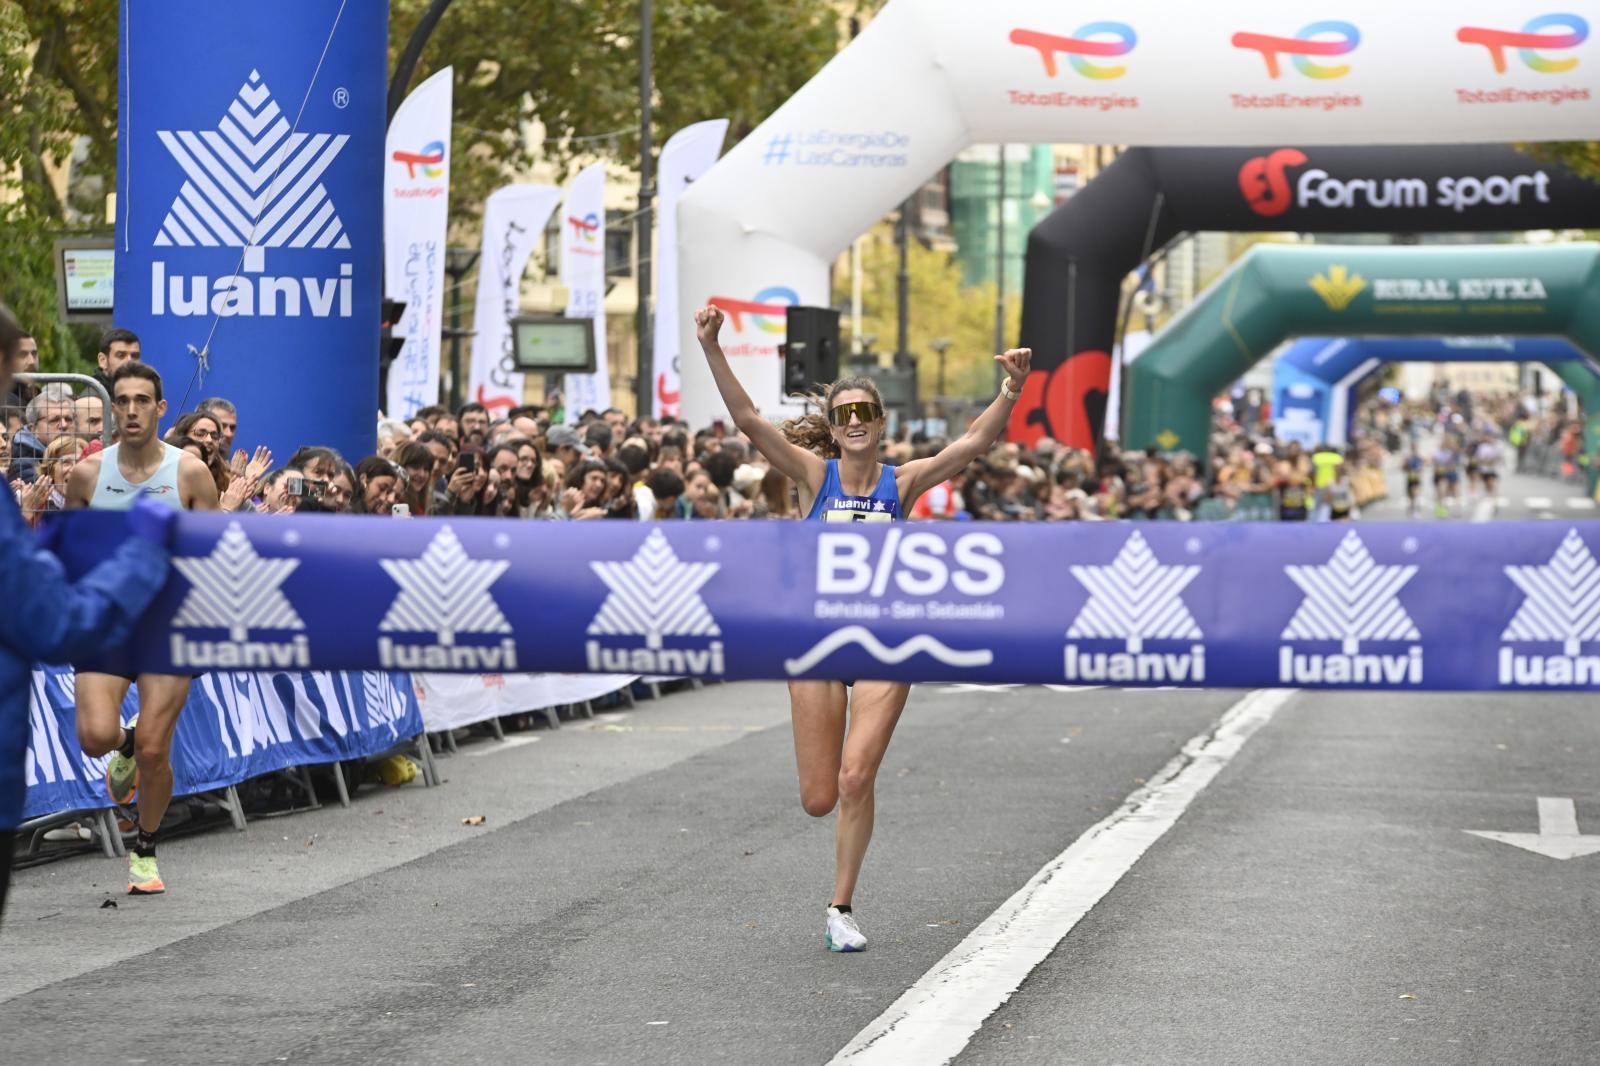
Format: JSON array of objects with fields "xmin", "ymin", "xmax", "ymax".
[{"xmin": 65, "ymin": 362, "xmax": 217, "ymax": 894}]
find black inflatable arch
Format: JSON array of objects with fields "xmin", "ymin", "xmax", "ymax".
[{"xmin": 1016, "ymin": 144, "xmax": 1600, "ymax": 453}]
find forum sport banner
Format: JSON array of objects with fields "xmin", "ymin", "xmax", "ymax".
[
  {"xmin": 561, "ymin": 163, "xmax": 611, "ymax": 420},
  {"xmin": 466, "ymin": 185, "xmax": 562, "ymax": 416},
  {"xmin": 116, "ymin": 0, "xmax": 386, "ymax": 464},
  {"xmin": 652, "ymin": 121, "xmax": 729, "ymax": 419},
  {"xmin": 45, "ymin": 511, "xmax": 1600, "ymax": 693},
  {"xmin": 24, "ymin": 667, "xmax": 421, "ymax": 820},
  {"xmin": 384, "ymin": 67, "xmax": 453, "ymax": 420}
]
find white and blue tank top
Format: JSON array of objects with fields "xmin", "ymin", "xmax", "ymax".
[{"xmin": 805, "ymin": 459, "xmax": 902, "ymax": 523}]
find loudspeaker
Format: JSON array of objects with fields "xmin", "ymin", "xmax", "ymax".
[{"xmin": 783, "ymin": 306, "xmax": 841, "ymax": 396}]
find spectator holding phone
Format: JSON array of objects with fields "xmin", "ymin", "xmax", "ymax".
[{"xmin": 351, "ymin": 456, "xmax": 402, "ymax": 515}]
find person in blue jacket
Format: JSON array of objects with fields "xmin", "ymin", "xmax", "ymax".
[{"xmin": 0, "ymin": 306, "xmax": 173, "ymax": 928}]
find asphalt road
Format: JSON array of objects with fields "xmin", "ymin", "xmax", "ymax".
[{"xmin": 3, "ymin": 470, "xmax": 1594, "ymax": 1064}]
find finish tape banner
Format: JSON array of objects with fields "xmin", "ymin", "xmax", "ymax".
[
  {"xmin": 24, "ymin": 667, "xmax": 422, "ymax": 821},
  {"xmin": 47, "ymin": 512, "xmax": 1600, "ymax": 692},
  {"xmin": 116, "ymin": 0, "xmax": 386, "ymax": 463}
]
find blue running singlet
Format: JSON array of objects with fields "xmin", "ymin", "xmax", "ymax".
[{"xmin": 805, "ymin": 460, "xmax": 902, "ymax": 523}]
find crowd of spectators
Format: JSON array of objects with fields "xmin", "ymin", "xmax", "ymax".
[{"xmin": 56, "ymin": 326, "xmax": 1600, "ymax": 529}]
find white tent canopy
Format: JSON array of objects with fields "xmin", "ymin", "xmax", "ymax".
[{"xmin": 676, "ymin": 0, "xmax": 1597, "ymax": 426}]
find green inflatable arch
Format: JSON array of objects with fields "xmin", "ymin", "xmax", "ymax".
[{"xmin": 1124, "ymin": 243, "xmax": 1600, "ymax": 462}]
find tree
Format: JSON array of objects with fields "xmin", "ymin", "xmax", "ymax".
[
  {"xmin": 394, "ymin": 0, "xmax": 840, "ymax": 215},
  {"xmin": 841, "ymin": 224, "xmax": 1020, "ymax": 406},
  {"xmin": 0, "ymin": 1, "xmax": 842, "ymax": 369},
  {"xmin": 0, "ymin": 1, "xmax": 117, "ymax": 372},
  {"xmin": 1522, "ymin": 141, "xmax": 1600, "ymax": 184}
]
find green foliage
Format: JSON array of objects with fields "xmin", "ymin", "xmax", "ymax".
[
  {"xmin": 840, "ymin": 226, "xmax": 1021, "ymax": 404},
  {"xmin": 1520, "ymin": 141, "xmax": 1600, "ymax": 183},
  {"xmin": 0, "ymin": 1, "xmax": 116, "ymax": 372},
  {"xmin": 392, "ymin": 0, "xmax": 840, "ymax": 215}
]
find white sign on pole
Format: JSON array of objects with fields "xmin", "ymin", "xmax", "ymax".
[
  {"xmin": 652, "ymin": 120, "xmax": 728, "ymax": 419},
  {"xmin": 561, "ymin": 163, "xmax": 611, "ymax": 421},
  {"xmin": 383, "ymin": 67, "xmax": 453, "ymax": 420},
  {"xmin": 466, "ymin": 185, "xmax": 562, "ymax": 417}
]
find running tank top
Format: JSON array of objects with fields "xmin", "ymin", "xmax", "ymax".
[
  {"xmin": 806, "ymin": 459, "xmax": 902, "ymax": 523},
  {"xmin": 90, "ymin": 442, "xmax": 186, "ymax": 511}
]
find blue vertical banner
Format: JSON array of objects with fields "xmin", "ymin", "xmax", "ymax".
[{"xmin": 116, "ymin": 0, "xmax": 387, "ymax": 464}]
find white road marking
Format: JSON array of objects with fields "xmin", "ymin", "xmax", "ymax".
[
  {"xmin": 1526, "ymin": 497, "xmax": 1553, "ymax": 510},
  {"xmin": 1466, "ymin": 797, "xmax": 1600, "ymax": 861},
  {"xmin": 1566, "ymin": 497, "xmax": 1596, "ymax": 510},
  {"xmin": 829, "ymin": 688, "xmax": 1297, "ymax": 1066},
  {"xmin": 464, "ymin": 734, "xmax": 543, "ymax": 757}
]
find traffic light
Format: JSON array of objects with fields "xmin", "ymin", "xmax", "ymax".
[
  {"xmin": 783, "ymin": 306, "xmax": 841, "ymax": 396},
  {"xmin": 379, "ymin": 298, "xmax": 407, "ymax": 395}
]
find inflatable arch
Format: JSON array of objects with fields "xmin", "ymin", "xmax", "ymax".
[
  {"xmin": 676, "ymin": 0, "xmax": 1598, "ymax": 428},
  {"xmin": 1122, "ymin": 243, "xmax": 1600, "ymax": 460},
  {"xmin": 1271, "ymin": 336, "xmax": 1596, "ymax": 448},
  {"xmin": 1019, "ymin": 144, "xmax": 1600, "ymax": 453}
]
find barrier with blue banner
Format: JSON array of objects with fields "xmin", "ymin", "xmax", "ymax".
[
  {"xmin": 24, "ymin": 666, "xmax": 421, "ymax": 821},
  {"xmin": 115, "ymin": 0, "xmax": 385, "ymax": 463},
  {"xmin": 47, "ymin": 511, "xmax": 1600, "ymax": 692}
]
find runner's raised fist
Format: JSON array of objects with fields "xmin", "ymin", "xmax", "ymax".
[
  {"xmin": 994, "ymin": 347, "xmax": 1032, "ymax": 388},
  {"xmin": 695, "ymin": 306, "xmax": 725, "ymax": 346}
]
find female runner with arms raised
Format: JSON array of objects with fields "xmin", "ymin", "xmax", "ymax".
[{"xmin": 693, "ymin": 305, "xmax": 1031, "ymax": 952}]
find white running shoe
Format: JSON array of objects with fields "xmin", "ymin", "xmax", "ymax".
[{"xmin": 825, "ymin": 906, "xmax": 867, "ymax": 953}]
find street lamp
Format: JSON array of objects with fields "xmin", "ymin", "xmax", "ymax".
[{"xmin": 929, "ymin": 336, "xmax": 953, "ymax": 409}]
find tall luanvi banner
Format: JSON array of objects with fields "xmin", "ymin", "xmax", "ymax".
[
  {"xmin": 384, "ymin": 67, "xmax": 453, "ymax": 421},
  {"xmin": 465, "ymin": 185, "xmax": 561, "ymax": 415},
  {"xmin": 116, "ymin": 0, "xmax": 386, "ymax": 463},
  {"xmin": 653, "ymin": 121, "xmax": 728, "ymax": 419},
  {"xmin": 561, "ymin": 163, "xmax": 611, "ymax": 420}
]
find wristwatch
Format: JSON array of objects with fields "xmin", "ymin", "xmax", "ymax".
[{"xmin": 1000, "ymin": 379, "xmax": 1021, "ymax": 401}]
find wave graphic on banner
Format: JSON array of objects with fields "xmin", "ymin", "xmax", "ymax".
[{"xmin": 783, "ymin": 627, "xmax": 995, "ymax": 675}]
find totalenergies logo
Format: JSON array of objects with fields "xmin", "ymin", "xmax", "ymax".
[
  {"xmin": 392, "ymin": 141, "xmax": 446, "ymax": 180},
  {"xmin": 1232, "ymin": 21, "xmax": 1361, "ymax": 79},
  {"xmin": 1010, "ymin": 22, "xmax": 1137, "ymax": 79},
  {"xmin": 1458, "ymin": 13, "xmax": 1589, "ymax": 74},
  {"xmin": 709, "ymin": 286, "xmax": 798, "ymax": 334},
  {"xmin": 568, "ymin": 212, "xmax": 601, "ymax": 243}
]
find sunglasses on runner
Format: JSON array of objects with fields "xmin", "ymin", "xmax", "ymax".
[{"xmin": 828, "ymin": 401, "xmax": 883, "ymax": 427}]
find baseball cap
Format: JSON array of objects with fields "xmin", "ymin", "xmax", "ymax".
[{"xmin": 545, "ymin": 425, "xmax": 590, "ymax": 455}]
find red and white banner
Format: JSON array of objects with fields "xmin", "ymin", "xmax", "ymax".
[
  {"xmin": 561, "ymin": 163, "xmax": 611, "ymax": 420},
  {"xmin": 467, "ymin": 185, "xmax": 562, "ymax": 417},
  {"xmin": 414, "ymin": 672, "xmax": 638, "ymax": 732},
  {"xmin": 383, "ymin": 68, "xmax": 453, "ymax": 420},
  {"xmin": 652, "ymin": 120, "xmax": 728, "ymax": 419}
]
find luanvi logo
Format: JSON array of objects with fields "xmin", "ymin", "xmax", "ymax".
[
  {"xmin": 377, "ymin": 527, "xmax": 517, "ymax": 670},
  {"xmin": 1278, "ymin": 531, "xmax": 1422, "ymax": 685},
  {"xmin": 151, "ymin": 69, "xmax": 354, "ymax": 319},
  {"xmin": 170, "ymin": 522, "xmax": 309, "ymax": 669},
  {"xmin": 587, "ymin": 529, "xmax": 725, "ymax": 675},
  {"xmin": 1063, "ymin": 531, "xmax": 1204, "ymax": 683},
  {"xmin": 1499, "ymin": 529, "xmax": 1600, "ymax": 685}
]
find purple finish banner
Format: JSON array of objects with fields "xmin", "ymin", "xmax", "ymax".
[{"xmin": 47, "ymin": 512, "xmax": 1600, "ymax": 691}]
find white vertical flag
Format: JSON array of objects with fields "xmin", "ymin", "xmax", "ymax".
[
  {"xmin": 652, "ymin": 120, "xmax": 728, "ymax": 420},
  {"xmin": 561, "ymin": 162, "xmax": 610, "ymax": 420},
  {"xmin": 466, "ymin": 184, "xmax": 562, "ymax": 417},
  {"xmin": 383, "ymin": 67, "xmax": 453, "ymax": 420}
]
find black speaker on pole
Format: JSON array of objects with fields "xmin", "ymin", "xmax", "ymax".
[{"xmin": 783, "ymin": 306, "xmax": 841, "ymax": 395}]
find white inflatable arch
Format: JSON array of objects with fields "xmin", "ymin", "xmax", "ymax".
[{"xmin": 676, "ymin": 0, "xmax": 1596, "ymax": 426}]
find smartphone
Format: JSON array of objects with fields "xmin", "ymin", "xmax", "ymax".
[
  {"xmin": 455, "ymin": 452, "xmax": 480, "ymax": 474},
  {"xmin": 391, "ymin": 503, "xmax": 411, "ymax": 518},
  {"xmin": 285, "ymin": 474, "xmax": 305, "ymax": 497}
]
